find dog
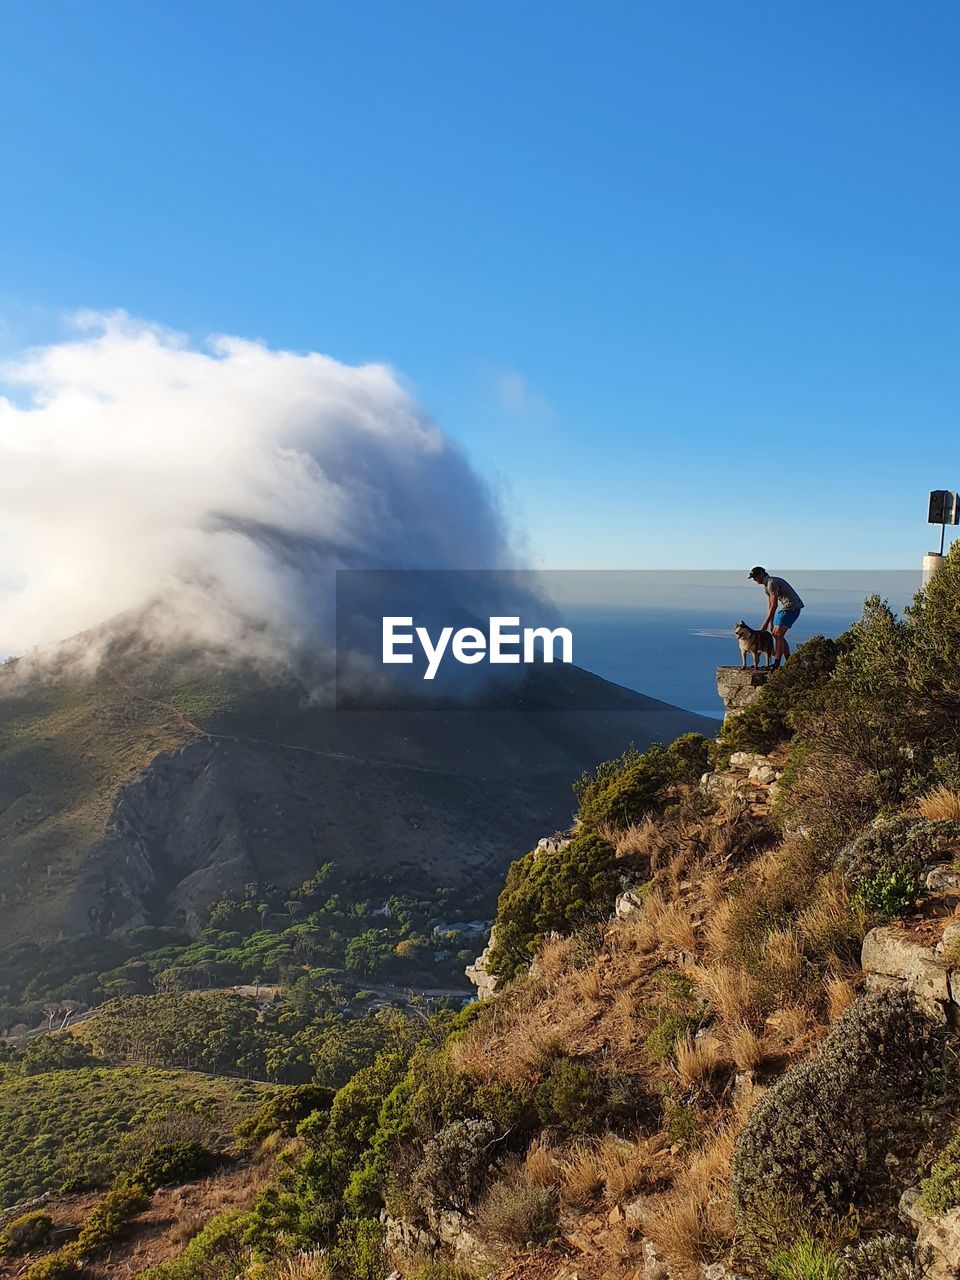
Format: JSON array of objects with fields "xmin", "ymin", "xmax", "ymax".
[{"xmin": 734, "ymin": 619, "xmax": 776, "ymax": 669}]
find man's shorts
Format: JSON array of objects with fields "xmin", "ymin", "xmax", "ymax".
[{"xmin": 773, "ymin": 608, "xmax": 802, "ymax": 630}]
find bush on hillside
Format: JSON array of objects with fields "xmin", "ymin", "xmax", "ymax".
[
  {"xmin": 717, "ymin": 635, "xmax": 847, "ymax": 758},
  {"xmin": 410, "ymin": 1117, "xmax": 498, "ymax": 1212},
  {"xmin": 0, "ymin": 1210, "xmax": 53, "ymax": 1257},
  {"xmin": 573, "ymin": 744, "xmax": 678, "ymax": 834},
  {"xmin": 836, "ymin": 817, "xmax": 960, "ymax": 921},
  {"xmin": 838, "ymin": 1234, "xmax": 932, "ymax": 1279},
  {"xmin": 473, "ymin": 1177, "xmax": 558, "ymax": 1255},
  {"xmin": 534, "ymin": 1058, "xmax": 605, "ymax": 1135},
  {"xmin": 731, "ymin": 992, "xmax": 945, "ymax": 1244},
  {"xmin": 235, "ymin": 1084, "xmax": 335, "ymax": 1143},
  {"xmin": 919, "ymin": 1123, "xmax": 960, "ymax": 1215},
  {"xmin": 135, "ymin": 1142, "xmax": 214, "ymax": 1190},
  {"xmin": 485, "ymin": 834, "xmax": 619, "ymax": 981}
]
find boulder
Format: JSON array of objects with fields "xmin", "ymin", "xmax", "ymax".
[
  {"xmin": 465, "ymin": 928, "xmax": 498, "ymax": 1000},
  {"xmin": 899, "ymin": 1186, "xmax": 960, "ymax": 1279},
  {"xmin": 716, "ymin": 667, "xmax": 771, "ymax": 721},
  {"xmin": 616, "ymin": 887, "xmax": 648, "ymax": 919},
  {"xmin": 928, "ymin": 864, "xmax": 960, "ymax": 893},
  {"xmin": 861, "ymin": 926, "xmax": 950, "ymax": 1011}
]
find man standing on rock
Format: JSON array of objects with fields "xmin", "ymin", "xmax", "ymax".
[{"xmin": 748, "ymin": 566, "xmax": 804, "ymax": 669}]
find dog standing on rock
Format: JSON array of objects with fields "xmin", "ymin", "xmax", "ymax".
[{"xmin": 734, "ymin": 619, "xmax": 776, "ymax": 669}]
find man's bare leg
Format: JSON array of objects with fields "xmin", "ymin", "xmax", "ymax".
[{"xmin": 772, "ymin": 625, "xmax": 788, "ymax": 666}]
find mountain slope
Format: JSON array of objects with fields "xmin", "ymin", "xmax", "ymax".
[{"xmin": 0, "ymin": 629, "xmax": 717, "ymax": 944}]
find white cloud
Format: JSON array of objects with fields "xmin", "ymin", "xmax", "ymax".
[{"xmin": 0, "ymin": 312, "xmax": 515, "ymax": 668}]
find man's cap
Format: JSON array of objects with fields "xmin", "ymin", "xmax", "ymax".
[{"xmin": 748, "ymin": 566, "xmax": 766, "ymax": 581}]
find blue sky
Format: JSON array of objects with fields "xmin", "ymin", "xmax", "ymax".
[{"xmin": 1, "ymin": 1, "xmax": 958, "ymax": 570}]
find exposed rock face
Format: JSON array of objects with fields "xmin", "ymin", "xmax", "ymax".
[
  {"xmin": 716, "ymin": 666, "xmax": 771, "ymax": 721},
  {"xmin": 465, "ymin": 927, "xmax": 499, "ymax": 1000},
  {"xmin": 861, "ymin": 926, "xmax": 955, "ymax": 1021},
  {"xmin": 900, "ymin": 1186, "xmax": 960, "ymax": 1279}
]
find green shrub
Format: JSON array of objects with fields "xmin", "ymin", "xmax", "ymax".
[
  {"xmin": 919, "ymin": 1124, "xmax": 960, "ymax": 1214},
  {"xmin": 410, "ymin": 1117, "xmax": 498, "ymax": 1212},
  {"xmin": 534, "ymin": 1058, "xmax": 604, "ymax": 1135},
  {"xmin": 329, "ymin": 1216, "xmax": 385, "ymax": 1280},
  {"xmin": 24, "ymin": 1249, "xmax": 82, "ymax": 1280},
  {"xmin": 0, "ymin": 1210, "xmax": 54, "ymax": 1257},
  {"xmin": 644, "ymin": 1009, "xmax": 698, "ymax": 1063},
  {"xmin": 135, "ymin": 1142, "xmax": 214, "ymax": 1190},
  {"xmin": 768, "ymin": 1237, "xmax": 843, "ymax": 1280},
  {"xmin": 574, "ymin": 744, "xmax": 677, "ymax": 833},
  {"xmin": 732, "ymin": 992, "xmax": 945, "ymax": 1240},
  {"xmin": 486, "ymin": 834, "xmax": 619, "ymax": 981},
  {"xmin": 236, "ymin": 1085, "xmax": 335, "ymax": 1143},
  {"xmin": 139, "ymin": 1209, "xmax": 252, "ymax": 1280},
  {"xmin": 717, "ymin": 634, "xmax": 846, "ymax": 758},
  {"xmin": 664, "ymin": 733, "xmax": 712, "ymax": 784},
  {"xmin": 75, "ymin": 1181, "xmax": 150, "ymax": 1252},
  {"xmin": 474, "ymin": 1178, "xmax": 558, "ymax": 1254},
  {"xmin": 407, "ymin": 1264, "xmax": 473, "ymax": 1280},
  {"xmin": 837, "ymin": 817, "xmax": 960, "ymax": 921}
]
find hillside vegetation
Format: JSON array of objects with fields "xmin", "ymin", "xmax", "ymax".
[
  {"xmin": 6, "ymin": 548, "xmax": 960, "ymax": 1280},
  {"xmin": 0, "ymin": 1062, "xmax": 266, "ymax": 1208}
]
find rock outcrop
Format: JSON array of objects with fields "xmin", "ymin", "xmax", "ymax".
[
  {"xmin": 900, "ymin": 1186, "xmax": 960, "ymax": 1279},
  {"xmin": 716, "ymin": 666, "xmax": 772, "ymax": 721}
]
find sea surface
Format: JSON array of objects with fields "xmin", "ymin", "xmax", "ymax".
[{"xmin": 547, "ymin": 570, "xmax": 919, "ymax": 718}]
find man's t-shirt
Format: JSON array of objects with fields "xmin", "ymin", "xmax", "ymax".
[{"xmin": 763, "ymin": 575, "xmax": 804, "ymax": 612}]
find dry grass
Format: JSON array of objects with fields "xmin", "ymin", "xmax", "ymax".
[
  {"xmin": 761, "ymin": 926, "xmax": 804, "ymax": 996},
  {"xmin": 824, "ymin": 974, "xmax": 857, "ymax": 1021},
  {"xmin": 531, "ymin": 935, "xmax": 576, "ymax": 987},
  {"xmin": 690, "ymin": 962, "xmax": 758, "ymax": 1026},
  {"xmin": 549, "ymin": 1133, "xmax": 665, "ymax": 1210},
  {"xmin": 644, "ymin": 1129, "xmax": 737, "ymax": 1274},
  {"xmin": 917, "ymin": 785, "xmax": 960, "ymax": 822},
  {"xmin": 521, "ymin": 1137, "xmax": 560, "ymax": 1188},
  {"xmin": 726, "ymin": 1021, "xmax": 765, "ymax": 1072},
  {"xmin": 674, "ymin": 1034, "xmax": 723, "ymax": 1088},
  {"xmin": 558, "ymin": 1143, "xmax": 605, "ymax": 1207},
  {"xmin": 270, "ymin": 1252, "xmax": 329, "ymax": 1280},
  {"xmin": 796, "ymin": 874, "xmax": 858, "ymax": 961},
  {"xmin": 599, "ymin": 817, "xmax": 661, "ymax": 861},
  {"xmin": 766, "ymin": 1002, "xmax": 813, "ymax": 1048}
]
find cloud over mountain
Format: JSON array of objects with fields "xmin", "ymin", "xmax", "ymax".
[{"xmin": 0, "ymin": 313, "xmax": 514, "ymax": 667}]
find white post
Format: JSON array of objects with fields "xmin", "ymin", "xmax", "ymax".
[{"xmin": 922, "ymin": 552, "xmax": 945, "ymax": 586}]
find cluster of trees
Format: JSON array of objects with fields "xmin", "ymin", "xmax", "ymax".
[
  {"xmin": 76, "ymin": 984, "xmax": 406, "ymax": 1086},
  {"xmin": 0, "ymin": 865, "xmax": 489, "ymax": 1034}
]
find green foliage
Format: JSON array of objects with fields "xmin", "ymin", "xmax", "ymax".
[
  {"xmin": 486, "ymin": 833, "xmax": 619, "ymax": 981},
  {"xmin": 664, "ymin": 733, "xmax": 712, "ymax": 784},
  {"xmin": 236, "ymin": 1084, "xmax": 335, "ymax": 1143},
  {"xmin": 919, "ymin": 1123, "xmax": 960, "ymax": 1214},
  {"xmin": 768, "ymin": 1237, "xmax": 843, "ymax": 1280},
  {"xmin": 0, "ymin": 1065, "xmax": 263, "ymax": 1208},
  {"xmin": 838, "ymin": 1234, "xmax": 930, "ymax": 1279},
  {"xmin": 13, "ymin": 1034, "xmax": 100, "ymax": 1076},
  {"xmin": 732, "ymin": 992, "xmax": 945, "ymax": 1241},
  {"xmin": 135, "ymin": 1142, "xmax": 214, "ymax": 1190},
  {"xmin": 574, "ymin": 743, "xmax": 678, "ymax": 833},
  {"xmin": 534, "ymin": 1058, "xmax": 604, "ymax": 1135},
  {"xmin": 837, "ymin": 817, "xmax": 960, "ymax": 921},
  {"xmin": 644, "ymin": 1009, "xmax": 698, "ymax": 1063},
  {"xmin": 718, "ymin": 634, "xmax": 847, "ymax": 758},
  {"xmin": 329, "ymin": 1217, "xmax": 385, "ymax": 1280},
  {"xmin": 0, "ymin": 1210, "xmax": 53, "ymax": 1257},
  {"xmin": 78, "ymin": 987, "xmax": 398, "ymax": 1086},
  {"xmin": 24, "ymin": 1250, "xmax": 82, "ymax": 1280},
  {"xmin": 139, "ymin": 1209, "xmax": 252, "ymax": 1280},
  {"xmin": 407, "ymin": 1265, "xmax": 473, "ymax": 1280}
]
